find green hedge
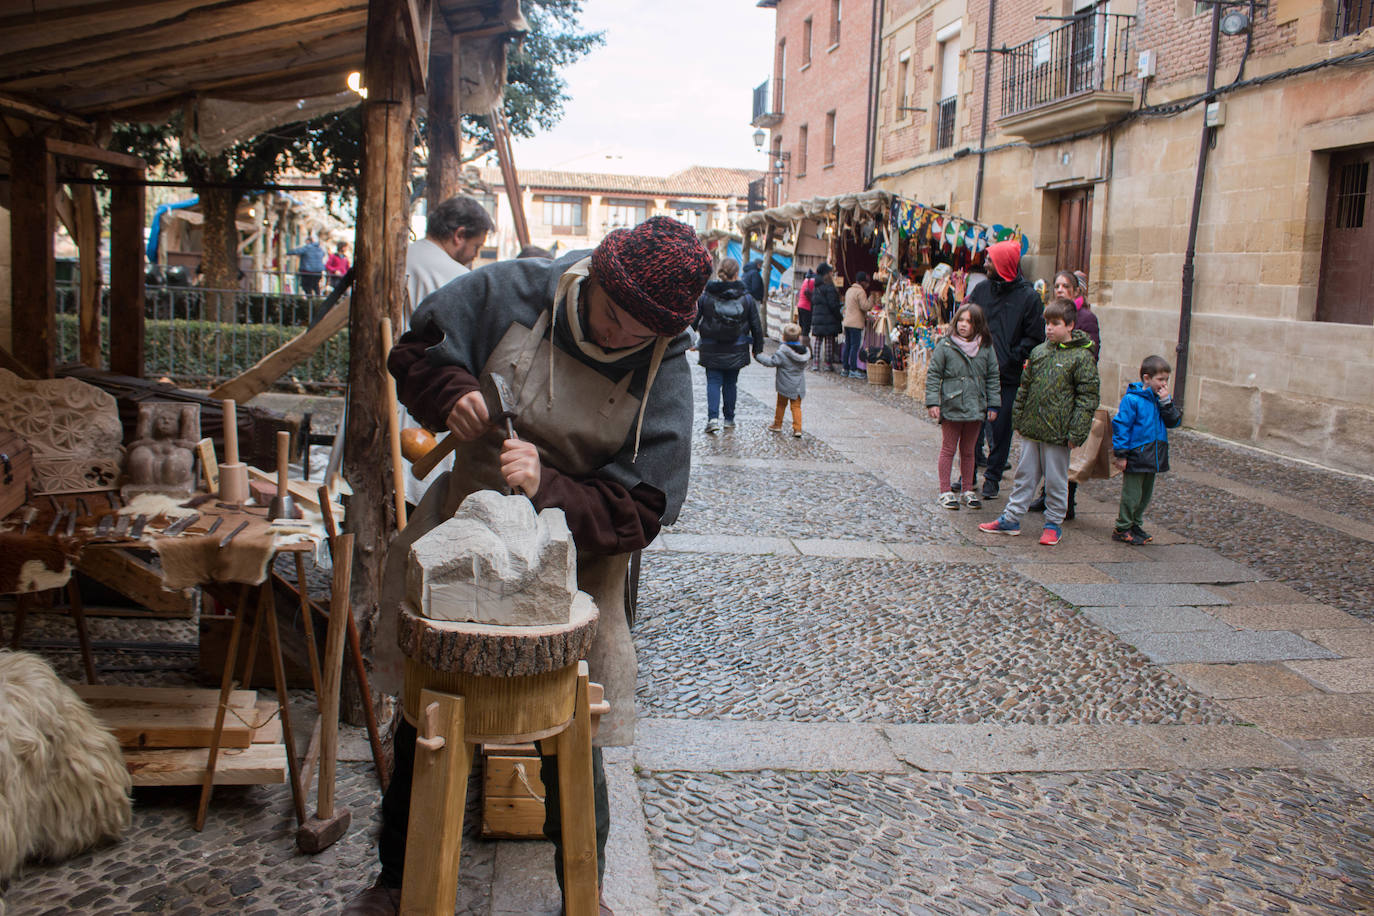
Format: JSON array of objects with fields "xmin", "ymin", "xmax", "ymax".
[{"xmin": 56, "ymin": 314, "xmax": 349, "ymax": 389}]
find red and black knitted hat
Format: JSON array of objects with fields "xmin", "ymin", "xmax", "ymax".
[{"xmin": 591, "ymin": 216, "xmax": 712, "ymax": 336}]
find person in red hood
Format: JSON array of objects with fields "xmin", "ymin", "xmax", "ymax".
[{"xmin": 966, "ymin": 240, "xmax": 1045, "ymax": 501}]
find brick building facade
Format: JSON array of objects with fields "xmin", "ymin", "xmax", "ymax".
[
  {"xmin": 754, "ymin": 0, "xmax": 879, "ymax": 204},
  {"xmin": 860, "ymin": 0, "xmax": 1374, "ymax": 472}
]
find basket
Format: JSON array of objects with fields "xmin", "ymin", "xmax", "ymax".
[
  {"xmin": 891, "ymin": 369, "xmax": 908, "ymax": 391},
  {"xmin": 866, "ymin": 362, "xmax": 892, "ymax": 386}
]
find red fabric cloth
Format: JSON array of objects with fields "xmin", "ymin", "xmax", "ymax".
[
  {"xmin": 987, "ymin": 240, "xmax": 1021, "ymax": 282},
  {"xmin": 591, "ymin": 217, "xmax": 711, "ymax": 336}
]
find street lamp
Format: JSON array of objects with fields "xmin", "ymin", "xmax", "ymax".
[{"xmin": 753, "ymin": 128, "xmax": 766, "ymax": 149}]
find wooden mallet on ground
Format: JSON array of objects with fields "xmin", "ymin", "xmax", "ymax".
[{"xmin": 296, "ymin": 531, "xmax": 355, "ymax": 853}]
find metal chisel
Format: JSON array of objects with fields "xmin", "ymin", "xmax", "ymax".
[
  {"xmin": 129, "ymin": 514, "xmax": 149, "ymax": 538},
  {"xmin": 95, "ymin": 515, "xmax": 114, "ymax": 537},
  {"xmin": 66, "ymin": 510, "xmax": 78, "ymax": 537},
  {"xmin": 47, "ymin": 509, "xmax": 66, "ymax": 536},
  {"xmin": 113, "ymin": 514, "xmax": 131, "ymax": 538},
  {"xmin": 163, "ymin": 513, "xmax": 200, "ymax": 536},
  {"xmin": 219, "ymin": 520, "xmax": 250, "ymax": 548},
  {"xmin": 205, "ymin": 517, "xmax": 224, "ymax": 537}
]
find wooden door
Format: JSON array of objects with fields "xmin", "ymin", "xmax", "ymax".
[
  {"xmin": 1317, "ymin": 147, "xmax": 1374, "ymax": 325},
  {"xmin": 1056, "ymin": 187, "xmax": 1093, "ymax": 277}
]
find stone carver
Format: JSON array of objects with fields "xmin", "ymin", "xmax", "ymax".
[{"xmin": 343, "ymin": 216, "xmax": 710, "ymax": 916}]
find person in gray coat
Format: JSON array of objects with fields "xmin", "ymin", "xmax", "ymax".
[
  {"xmin": 925, "ymin": 303, "xmax": 1000, "ymax": 509},
  {"xmin": 756, "ymin": 322, "xmax": 810, "ymax": 437}
]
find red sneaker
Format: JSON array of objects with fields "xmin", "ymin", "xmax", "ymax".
[{"xmin": 1038, "ymin": 523, "xmax": 1062, "ymax": 546}]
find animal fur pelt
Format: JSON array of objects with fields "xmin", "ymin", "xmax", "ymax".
[{"xmin": 0, "ymin": 650, "xmax": 131, "ymax": 882}]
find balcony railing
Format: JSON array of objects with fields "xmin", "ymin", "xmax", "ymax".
[
  {"xmin": 1001, "ymin": 12, "xmax": 1134, "ymax": 118},
  {"xmin": 751, "ymin": 78, "xmax": 785, "ymax": 127},
  {"xmin": 935, "ymin": 96, "xmax": 957, "ymax": 149},
  {"xmin": 1335, "ymin": 0, "xmax": 1374, "ymax": 38}
]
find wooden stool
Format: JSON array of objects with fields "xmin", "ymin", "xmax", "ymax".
[{"xmin": 396, "ymin": 601, "xmax": 600, "ymax": 916}]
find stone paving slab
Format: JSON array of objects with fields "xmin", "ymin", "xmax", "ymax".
[
  {"xmin": 491, "ymin": 841, "xmax": 559, "ymax": 916},
  {"xmin": 1139, "ymin": 724, "xmax": 1304, "ymax": 768},
  {"xmin": 696, "ymin": 456, "xmax": 852, "ymax": 473},
  {"xmin": 884, "ymin": 724, "xmax": 1177, "ymax": 772},
  {"xmin": 1079, "ymin": 605, "xmax": 1232, "ymax": 634},
  {"xmin": 888, "ymin": 544, "xmax": 997, "ymax": 564},
  {"xmin": 1209, "ymin": 603, "xmax": 1364, "ymax": 631},
  {"xmin": 635, "ymin": 720, "xmax": 906, "ymax": 774},
  {"xmin": 1206, "ymin": 580, "xmax": 1330, "ymax": 605},
  {"xmin": 1122, "ymin": 629, "xmax": 1338, "ymax": 664},
  {"xmin": 1286, "ymin": 657, "xmax": 1374, "ymax": 693},
  {"xmin": 1047, "ymin": 583, "xmax": 1233, "ymax": 607},
  {"xmin": 602, "ymin": 747, "xmax": 663, "ymax": 916},
  {"xmin": 1123, "ymin": 543, "xmax": 1228, "ymax": 563},
  {"xmin": 1224, "ymin": 693, "xmax": 1374, "ymax": 740},
  {"xmin": 1013, "ymin": 563, "xmax": 1120, "ymax": 585},
  {"xmin": 981, "ymin": 539, "xmax": 1159, "ymax": 563},
  {"xmin": 1092, "ymin": 559, "xmax": 1267, "ymax": 584},
  {"xmin": 1165, "ymin": 662, "xmax": 1321, "ymax": 699},
  {"xmin": 655, "ymin": 533, "xmax": 798, "ymax": 555},
  {"xmin": 1298, "ymin": 737, "xmax": 1374, "ymax": 795},
  {"xmin": 1303, "ymin": 627, "xmax": 1374, "ymax": 656},
  {"xmin": 793, "ymin": 538, "xmax": 898, "ymax": 559}
]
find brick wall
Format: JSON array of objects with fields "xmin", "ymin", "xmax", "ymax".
[{"xmin": 768, "ymin": 0, "xmax": 878, "ymax": 199}]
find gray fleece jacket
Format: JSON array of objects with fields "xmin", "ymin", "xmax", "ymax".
[{"xmin": 755, "ymin": 342, "xmax": 810, "ymax": 400}]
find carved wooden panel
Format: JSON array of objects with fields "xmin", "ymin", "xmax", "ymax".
[{"xmin": 0, "ymin": 368, "xmax": 123, "ymax": 493}]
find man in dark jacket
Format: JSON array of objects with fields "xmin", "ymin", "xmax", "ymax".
[
  {"xmin": 808, "ymin": 262, "xmax": 844, "ymax": 372},
  {"xmin": 968, "ymin": 240, "xmax": 1045, "ymax": 500},
  {"xmin": 742, "ymin": 258, "xmax": 765, "ymax": 303},
  {"xmin": 694, "ymin": 257, "xmax": 764, "ymax": 432}
]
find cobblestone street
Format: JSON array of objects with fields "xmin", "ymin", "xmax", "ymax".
[{"xmin": 4, "ymin": 358, "xmax": 1374, "ymax": 915}]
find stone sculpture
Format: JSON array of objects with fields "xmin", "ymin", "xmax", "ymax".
[
  {"xmin": 121, "ymin": 402, "xmax": 200, "ymax": 500},
  {"xmin": 0, "ymin": 369, "xmax": 123, "ymax": 494}
]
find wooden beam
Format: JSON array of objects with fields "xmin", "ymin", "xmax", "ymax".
[
  {"xmin": 108, "ymin": 166, "xmax": 145, "ymax": 377},
  {"xmin": 346, "ymin": 0, "xmax": 418, "ymax": 677},
  {"xmin": 0, "ymin": 344, "xmax": 40, "ymax": 378},
  {"xmin": 44, "ymin": 137, "xmax": 146, "ymax": 171},
  {"xmin": 425, "ymin": 30, "xmax": 463, "ymax": 211},
  {"xmin": 75, "ymin": 177, "xmax": 102, "ymax": 366},
  {"xmin": 10, "ymin": 134, "xmax": 57, "ymax": 377},
  {"xmin": 403, "ymin": 0, "xmax": 432, "ymax": 91},
  {"xmin": 0, "ymin": 91, "xmax": 90, "ymax": 128},
  {"xmin": 490, "ymin": 106, "xmax": 530, "ymax": 249}
]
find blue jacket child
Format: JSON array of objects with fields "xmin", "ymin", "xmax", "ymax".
[{"xmin": 1111, "ymin": 381, "xmax": 1183, "ymax": 473}]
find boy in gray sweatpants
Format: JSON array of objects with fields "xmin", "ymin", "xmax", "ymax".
[{"xmin": 979, "ymin": 298, "xmax": 1099, "ymax": 546}]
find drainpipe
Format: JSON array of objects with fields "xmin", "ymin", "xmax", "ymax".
[
  {"xmin": 972, "ymin": 0, "xmax": 998, "ymax": 221},
  {"xmin": 1175, "ymin": 2, "xmax": 1221, "ymax": 407},
  {"xmin": 864, "ymin": 0, "xmax": 886, "ymax": 189}
]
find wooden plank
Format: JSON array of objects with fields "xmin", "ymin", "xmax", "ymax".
[
  {"xmin": 0, "ymin": 90, "xmax": 91, "ymax": 128},
  {"xmin": 251, "ymin": 699, "xmax": 283, "ymax": 744},
  {"xmin": 245, "ymin": 466, "xmax": 324, "ymax": 513},
  {"xmin": 196, "ymin": 437, "xmax": 219, "ymax": 493},
  {"xmin": 401, "ymin": 689, "xmax": 470, "ymax": 915},
  {"xmin": 125, "ymin": 744, "xmax": 287, "ymax": 787},
  {"xmin": 555, "ymin": 663, "xmax": 598, "ymax": 914},
  {"xmin": 74, "ymin": 177, "xmax": 102, "ymax": 367},
  {"xmin": 208, "ymin": 288, "xmax": 350, "ymax": 404},
  {"xmin": 75, "ymin": 684, "xmax": 257, "ymax": 708},
  {"xmin": 45, "ymin": 137, "xmax": 146, "ymax": 171},
  {"xmin": 108, "ymin": 166, "xmax": 144, "ymax": 377},
  {"xmin": 480, "ymin": 796, "xmax": 545, "ymax": 839},
  {"xmin": 10, "ymin": 135, "xmax": 56, "ymax": 378},
  {"xmin": 96, "ymin": 705, "xmax": 254, "ymax": 749},
  {"xmin": 484, "ymin": 755, "xmax": 545, "ymax": 798},
  {"xmin": 77, "ymin": 546, "xmax": 191, "ymax": 614}
]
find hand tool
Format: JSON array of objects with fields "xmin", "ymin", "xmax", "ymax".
[
  {"xmin": 129, "ymin": 514, "xmax": 149, "ymax": 538},
  {"xmin": 47, "ymin": 494, "xmax": 59, "ymax": 513},
  {"xmin": 296, "ymin": 530, "xmax": 356, "ymax": 853},
  {"xmin": 219, "ymin": 520, "xmax": 249, "ymax": 547},
  {"xmin": 218, "ymin": 398, "xmax": 250, "ymax": 504},
  {"xmin": 381, "ymin": 317, "xmax": 407, "ymax": 531},
  {"xmin": 268, "ymin": 431, "xmax": 296, "ymax": 521},
  {"xmin": 95, "ymin": 515, "xmax": 114, "ymax": 537},
  {"xmin": 205, "ymin": 517, "xmax": 224, "ymax": 537},
  {"xmin": 104, "ymin": 491, "xmax": 119, "ymax": 510},
  {"xmin": 113, "ymin": 514, "xmax": 131, "ymax": 538},
  {"xmin": 163, "ymin": 512, "xmax": 200, "ymax": 536},
  {"xmin": 66, "ymin": 509, "xmax": 78, "ymax": 537},
  {"xmin": 19, "ymin": 506, "xmax": 38, "ymax": 535},
  {"xmin": 411, "ymin": 373, "xmax": 518, "ymax": 480},
  {"xmin": 47, "ymin": 509, "xmax": 66, "ymax": 536},
  {"xmin": 181, "ymin": 493, "xmax": 215, "ymax": 509},
  {"xmin": 76, "ymin": 497, "xmax": 90, "ymax": 520}
]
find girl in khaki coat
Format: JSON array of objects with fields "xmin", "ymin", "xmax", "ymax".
[{"xmin": 925, "ymin": 303, "xmax": 1000, "ymax": 509}]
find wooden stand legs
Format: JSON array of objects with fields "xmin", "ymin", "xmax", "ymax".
[{"xmin": 399, "ymin": 663, "xmax": 599, "ymax": 916}]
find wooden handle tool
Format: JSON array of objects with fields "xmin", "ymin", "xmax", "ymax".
[{"xmin": 381, "ymin": 318, "xmax": 407, "ymax": 531}]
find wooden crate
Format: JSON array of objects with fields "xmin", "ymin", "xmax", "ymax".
[
  {"xmin": 77, "ymin": 684, "xmax": 287, "ymax": 786},
  {"xmin": 480, "ymin": 743, "xmax": 546, "ymax": 839}
]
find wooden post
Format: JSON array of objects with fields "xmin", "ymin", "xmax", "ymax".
[
  {"xmin": 555, "ymin": 662, "xmax": 600, "ymax": 916},
  {"xmin": 400, "ymin": 689, "xmax": 471, "ymax": 916},
  {"xmin": 10, "ymin": 135, "xmax": 56, "ymax": 378},
  {"xmin": 742, "ymin": 227, "xmax": 753, "ymax": 265},
  {"xmin": 75, "ymin": 174, "xmax": 101, "ymax": 367},
  {"xmin": 347, "ymin": 0, "xmax": 421, "ymax": 692},
  {"xmin": 109, "ymin": 166, "xmax": 145, "ymax": 377},
  {"xmin": 426, "ymin": 29, "xmax": 464, "ymax": 211},
  {"xmin": 760, "ymin": 223, "xmax": 777, "ymax": 333}
]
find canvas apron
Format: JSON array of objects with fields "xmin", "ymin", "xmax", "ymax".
[{"xmin": 375, "ymin": 310, "xmax": 643, "ymax": 746}]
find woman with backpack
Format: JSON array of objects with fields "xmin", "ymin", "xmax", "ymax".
[{"xmin": 694, "ymin": 257, "xmax": 764, "ymax": 433}]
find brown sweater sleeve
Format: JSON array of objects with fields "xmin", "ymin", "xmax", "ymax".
[
  {"xmin": 531, "ymin": 467, "xmax": 667, "ymax": 556},
  {"xmin": 388, "ymin": 326, "xmax": 480, "ymax": 432}
]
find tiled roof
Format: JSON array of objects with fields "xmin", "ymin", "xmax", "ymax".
[{"xmin": 478, "ymin": 165, "xmax": 762, "ymax": 199}]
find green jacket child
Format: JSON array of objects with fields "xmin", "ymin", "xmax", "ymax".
[
  {"xmin": 924, "ymin": 334, "xmax": 1000, "ymax": 422},
  {"xmin": 1012, "ymin": 328, "xmax": 1099, "ymax": 446}
]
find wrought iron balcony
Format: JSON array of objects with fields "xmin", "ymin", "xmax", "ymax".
[
  {"xmin": 751, "ymin": 78, "xmax": 785, "ymax": 128},
  {"xmin": 996, "ymin": 11, "xmax": 1135, "ymax": 142},
  {"xmin": 1335, "ymin": 0, "xmax": 1374, "ymax": 38}
]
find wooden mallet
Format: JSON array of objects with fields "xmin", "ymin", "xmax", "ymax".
[
  {"xmin": 409, "ymin": 373, "xmax": 518, "ymax": 479},
  {"xmin": 296, "ymin": 531, "xmax": 355, "ymax": 853}
]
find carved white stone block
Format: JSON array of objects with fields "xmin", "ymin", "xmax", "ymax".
[{"xmin": 407, "ymin": 491, "xmax": 580, "ymax": 626}]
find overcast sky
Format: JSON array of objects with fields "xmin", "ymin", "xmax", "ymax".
[{"xmin": 508, "ymin": 0, "xmax": 777, "ymax": 176}]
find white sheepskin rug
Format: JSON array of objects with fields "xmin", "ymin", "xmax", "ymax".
[{"xmin": 0, "ymin": 650, "xmax": 131, "ymax": 883}]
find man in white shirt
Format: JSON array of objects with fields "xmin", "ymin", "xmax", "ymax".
[{"xmin": 401, "ymin": 195, "xmax": 496, "ymax": 504}]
